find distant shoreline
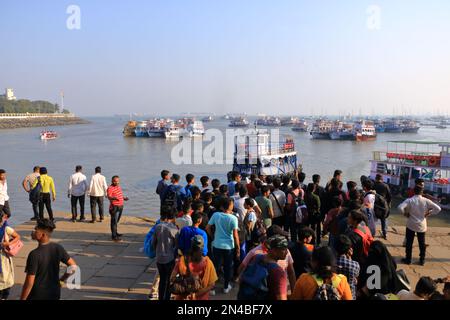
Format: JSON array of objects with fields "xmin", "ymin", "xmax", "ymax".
[{"xmin": 0, "ymin": 114, "xmax": 90, "ymax": 129}]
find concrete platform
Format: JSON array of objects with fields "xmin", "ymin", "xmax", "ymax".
[{"xmin": 7, "ymin": 212, "xmax": 450, "ymax": 300}]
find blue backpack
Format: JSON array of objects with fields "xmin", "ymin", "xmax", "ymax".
[
  {"xmin": 143, "ymin": 219, "xmax": 160, "ymax": 259},
  {"xmin": 237, "ymin": 254, "xmax": 279, "ymax": 300}
]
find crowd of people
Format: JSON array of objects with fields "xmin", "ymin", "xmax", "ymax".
[
  {"xmin": 145, "ymin": 168, "xmax": 449, "ymax": 301},
  {"xmin": 0, "ymin": 165, "xmax": 448, "ymax": 301}
]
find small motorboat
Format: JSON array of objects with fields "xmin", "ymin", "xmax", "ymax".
[{"xmin": 40, "ymin": 130, "xmax": 58, "ymax": 140}]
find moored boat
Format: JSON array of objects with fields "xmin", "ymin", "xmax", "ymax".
[
  {"xmin": 229, "ymin": 117, "xmax": 249, "ymax": 127},
  {"xmin": 40, "ymin": 130, "xmax": 58, "ymax": 140},
  {"xmin": 232, "ymin": 130, "xmax": 300, "ymax": 177},
  {"xmin": 123, "ymin": 120, "xmax": 137, "ymax": 137},
  {"xmin": 369, "ymin": 140, "xmax": 450, "ymax": 205},
  {"xmin": 187, "ymin": 120, "xmax": 205, "ymax": 137},
  {"xmin": 134, "ymin": 121, "xmax": 149, "ymax": 137}
]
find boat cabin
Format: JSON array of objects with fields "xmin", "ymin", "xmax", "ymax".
[{"xmin": 370, "ymin": 140, "xmax": 450, "ymax": 197}]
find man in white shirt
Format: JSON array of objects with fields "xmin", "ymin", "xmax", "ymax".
[
  {"xmin": 68, "ymin": 165, "xmax": 88, "ymax": 222},
  {"xmin": 88, "ymin": 166, "xmax": 108, "ymax": 223},
  {"xmin": 398, "ymin": 186, "xmax": 441, "ymax": 265},
  {"xmin": 269, "ymin": 178, "xmax": 286, "ymax": 228},
  {"xmin": 0, "ymin": 169, "xmax": 11, "ymax": 218}
]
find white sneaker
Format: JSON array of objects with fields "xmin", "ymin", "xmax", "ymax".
[
  {"xmin": 223, "ymin": 284, "xmax": 233, "ymax": 294},
  {"xmin": 210, "ymin": 290, "xmax": 216, "ymax": 296}
]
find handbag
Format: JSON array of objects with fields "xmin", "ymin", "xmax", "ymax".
[
  {"xmin": 3, "ymin": 228, "xmax": 24, "ymax": 257},
  {"xmin": 169, "ymin": 256, "xmax": 203, "ymax": 295}
]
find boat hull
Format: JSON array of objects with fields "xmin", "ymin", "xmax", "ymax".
[
  {"xmin": 355, "ymin": 134, "xmax": 377, "ymax": 142},
  {"xmin": 310, "ymin": 132, "xmax": 331, "ymax": 139},
  {"xmin": 384, "ymin": 127, "xmax": 404, "ymax": 133},
  {"xmin": 402, "ymin": 127, "xmax": 420, "ymax": 133}
]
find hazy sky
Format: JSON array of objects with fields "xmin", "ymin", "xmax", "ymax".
[{"xmin": 1, "ymin": 0, "xmax": 450, "ymax": 116}]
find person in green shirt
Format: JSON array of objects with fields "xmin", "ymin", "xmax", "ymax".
[
  {"xmin": 255, "ymin": 185, "xmax": 273, "ymax": 228},
  {"xmin": 32, "ymin": 167, "xmax": 56, "ymax": 222}
]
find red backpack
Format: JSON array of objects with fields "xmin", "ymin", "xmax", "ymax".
[{"xmin": 353, "ymin": 226, "xmax": 374, "ymax": 257}]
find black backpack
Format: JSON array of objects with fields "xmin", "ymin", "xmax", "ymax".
[
  {"xmin": 366, "ymin": 191, "xmax": 390, "ymax": 219},
  {"xmin": 162, "ymin": 186, "xmax": 178, "ymax": 210},
  {"xmin": 29, "ymin": 176, "xmax": 42, "ymax": 203}
]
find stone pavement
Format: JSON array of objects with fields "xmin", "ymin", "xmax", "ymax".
[{"xmin": 8, "ymin": 212, "xmax": 450, "ymax": 300}]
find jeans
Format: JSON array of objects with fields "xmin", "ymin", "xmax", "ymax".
[
  {"xmin": 309, "ymin": 222, "xmax": 322, "ymax": 246},
  {"xmin": 71, "ymin": 195, "xmax": 85, "ymax": 220},
  {"xmin": 90, "ymin": 196, "xmax": 104, "ymax": 221},
  {"xmin": 157, "ymin": 260, "xmax": 175, "ymax": 301},
  {"xmin": 284, "ymin": 215, "xmax": 298, "ymax": 242},
  {"xmin": 380, "ymin": 217, "xmax": 388, "ymax": 237},
  {"xmin": 0, "ymin": 201, "xmax": 11, "ymax": 217},
  {"xmin": 31, "ymin": 200, "xmax": 39, "ymax": 219},
  {"xmin": 212, "ymin": 247, "xmax": 234, "ymax": 289},
  {"xmin": 405, "ymin": 227, "xmax": 426, "ymax": 261},
  {"xmin": 39, "ymin": 193, "xmax": 54, "ymax": 220},
  {"xmin": 109, "ymin": 205, "xmax": 123, "ymax": 239}
]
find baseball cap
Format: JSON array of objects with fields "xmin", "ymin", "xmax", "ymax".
[
  {"xmin": 266, "ymin": 235, "xmax": 289, "ymax": 250},
  {"xmin": 191, "ymin": 234, "xmax": 204, "ymax": 249}
]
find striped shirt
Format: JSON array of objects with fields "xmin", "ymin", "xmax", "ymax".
[{"xmin": 107, "ymin": 185, "xmax": 124, "ymax": 207}]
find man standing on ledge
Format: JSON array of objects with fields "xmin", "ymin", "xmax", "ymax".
[
  {"xmin": 68, "ymin": 165, "xmax": 88, "ymax": 222},
  {"xmin": 0, "ymin": 170, "xmax": 11, "ymax": 218},
  {"xmin": 32, "ymin": 167, "xmax": 56, "ymax": 222},
  {"xmin": 107, "ymin": 176, "xmax": 129, "ymax": 242},
  {"xmin": 21, "ymin": 219, "xmax": 77, "ymax": 300},
  {"xmin": 398, "ymin": 185, "xmax": 441, "ymax": 266},
  {"xmin": 88, "ymin": 166, "xmax": 108, "ymax": 223},
  {"xmin": 22, "ymin": 166, "xmax": 40, "ymax": 221}
]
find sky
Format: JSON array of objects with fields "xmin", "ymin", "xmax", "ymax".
[{"xmin": 1, "ymin": 0, "xmax": 450, "ymax": 116}]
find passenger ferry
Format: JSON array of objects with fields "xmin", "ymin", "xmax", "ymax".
[
  {"xmin": 291, "ymin": 120, "xmax": 308, "ymax": 132},
  {"xmin": 40, "ymin": 130, "xmax": 58, "ymax": 140},
  {"xmin": 310, "ymin": 120, "xmax": 336, "ymax": 139},
  {"xmin": 232, "ymin": 129, "xmax": 300, "ymax": 177},
  {"xmin": 187, "ymin": 120, "xmax": 205, "ymax": 137},
  {"xmin": 134, "ymin": 121, "xmax": 149, "ymax": 137},
  {"xmin": 369, "ymin": 140, "xmax": 450, "ymax": 205},
  {"xmin": 123, "ymin": 121, "xmax": 137, "ymax": 137},
  {"xmin": 383, "ymin": 120, "xmax": 404, "ymax": 133},
  {"xmin": 164, "ymin": 124, "xmax": 180, "ymax": 139},
  {"xmin": 229, "ymin": 117, "xmax": 249, "ymax": 127},
  {"xmin": 401, "ymin": 120, "xmax": 420, "ymax": 133},
  {"xmin": 353, "ymin": 120, "xmax": 377, "ymax": 141},
  {"xmin": 256, "ymin": 116, "xmax": 281, "ymax": 127}
]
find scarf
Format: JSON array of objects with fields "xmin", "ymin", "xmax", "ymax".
[{"xmin": 178, "ymin": 255, "xmax": 218, "ymax": 289}]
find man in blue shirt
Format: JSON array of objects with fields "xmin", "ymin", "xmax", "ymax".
[
  {"xmin": 227, "ymin": 171, "xmax": 241, "ymax": 197},
  {"xmin": 178, "ymin": 212, "xmax": 208, "ymax": 256},
  {"xmin": 180, "ymin": 173, "xmax": 195, "ymax": 201},
  {"xmin": 156, "ymin": 170, "xmax": 170, "ymax": 203},
  {"xmin": 206, "ymin": 197, "xmax": 240, "ymax": 294}
]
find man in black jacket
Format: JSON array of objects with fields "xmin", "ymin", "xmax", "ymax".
[{"xmin": 373, "ymin": 174, "xmax": 392, "ymax": 240}]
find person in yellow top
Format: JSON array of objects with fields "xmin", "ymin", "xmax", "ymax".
[
  {"xmin": 32, "ymin": 167, "xmax": 56, "ymax": 222},
  {"xmin": 290, "ymin": 246, "xmax": 353, "ymax": 300}
]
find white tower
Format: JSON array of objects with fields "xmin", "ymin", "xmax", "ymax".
[{"xmin": 5, "ymin": 88, "xmax": 16, "ymax": 101}]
